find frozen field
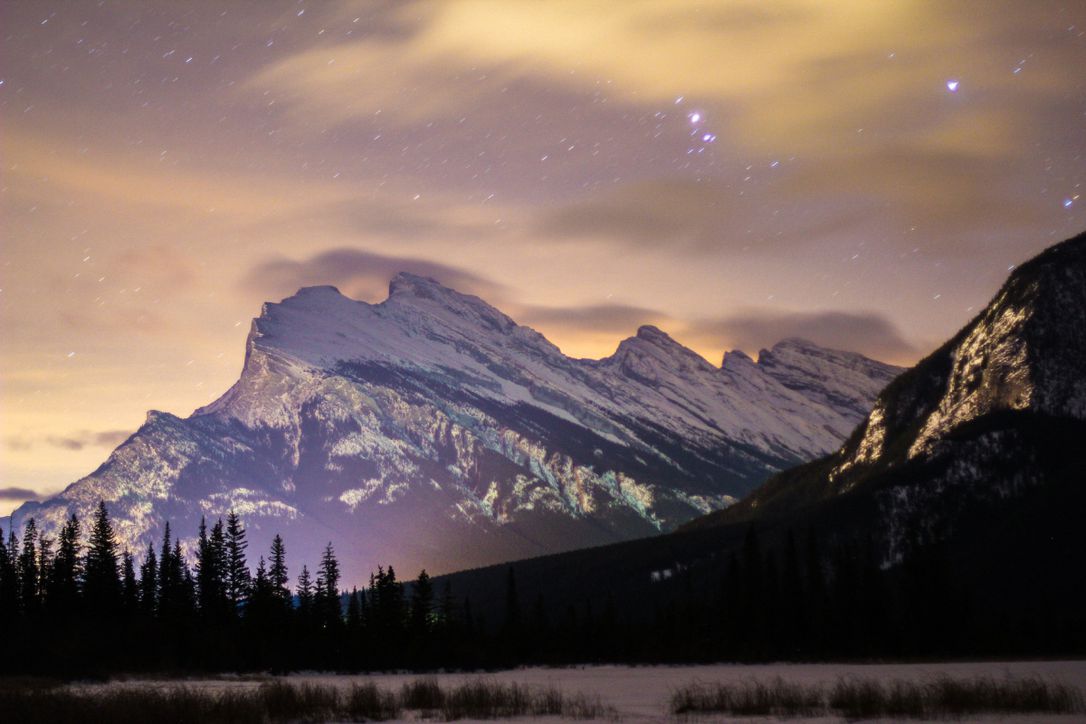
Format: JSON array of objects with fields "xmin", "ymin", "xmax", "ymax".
[{"xmin": 66, "ymin": 660, "xmax": 1086, "ymax": 721}]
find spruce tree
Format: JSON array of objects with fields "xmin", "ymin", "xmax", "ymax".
[
  {"xmin": 316, "ymin": 542, "xmax": 341, "ymax": 631},
  {"xmin": 36, "ymin": 533, "xmax": 54, "ymax": 610},
  {"xmin": 83, "ymin": 502, "xmax": 121, "ymax": 617},
  {"xmin": 139, "ymin": 543, "xmax": 158, "ymax": 616},
  {"xmin": 269, "ymin": 534, "xmax": 290, "ymax": 608},
  {"xmin": 196, "ymin": 517, "xmax": 228, "ymax": 620},
  {"xmin": 225, "ymin": 511, "xmax": 251, "ymax": 609},
  {"xmin": 47, "ymin": 513, "xmax": 81, "ymax": 617},
  {"xmin": 121, "ymin": 550, "xmax": 139, "ymax": 615},
  {"xmin": 18, "ymin": 518, "xmax": 40, "ymax": 614},
  {"xmin": 296, "ymin": 564, "xmax": 314, "ymax": 614},
  {"xmin": 0, "ymin": 526, "xmax": 17, "ymax": 620}
]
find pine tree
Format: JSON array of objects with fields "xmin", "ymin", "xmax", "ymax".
[
  {"xmin": 0, "ymin": 526, "xmax": 18, "ymax": 620},
  {"xmin": 316, "ymin": 543, "xmax": 342, "ymax": 632},
  {"xmin": 121, "ymin": 550, "xmax": 139, "ymax": 615},
  {"xmin": 296, "ymin": 564, "xmax": 314, "ymax": 614},
  {"xmin": 248, "ymin": 556, "xmax": 271, "ymax": 617},
  {"xmin": 83, "ymin": 502, "xmax": 121, "ymax": 617},
  {"xmin": 18, "ymin": 518, "xmax": 40, "ymax": 614},
  {"xmin": 139, "ymin": 543, "xmax": 158, "ymax": 616},
  {"xmin": 47, "ymin": 513, "xmax": 81, "ymax": 617},
  {"xmin": 36, "ymin": 533, "xmax": 54, "ymax": 609},
  {"xmin": 196, "ymin": 517, "xmax": 228, "ymax": 620},
  {"xmin": 224, "ymin": 511, "xmax": 251, "ymax": 609},
  {"xmin": 269, "ymin": 534, "xmax": 290, "ymax": 608},
  {"xmin": 157, "ymin": 523, "xmax": 184, "ymax": 620}
]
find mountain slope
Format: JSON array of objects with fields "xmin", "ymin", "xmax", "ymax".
[
  {"xmin": 432, "ymin": 232, "xmax": 1086, "ymax": 657},
  {"xmin": 690, "ymin": 230, "xmax": 1086, "ymax": 561},
  {"xmin": 5, "ymin": 275, "xmax": 898, "ymax": 581}
]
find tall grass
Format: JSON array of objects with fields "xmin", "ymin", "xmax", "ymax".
[
  {"xmin": 672, "ymin": 674, "xmax": 1085, "ymax": 718},
  {"xmin": 0, "ymin": 676, "xmax": 611, "ymax": 722}
]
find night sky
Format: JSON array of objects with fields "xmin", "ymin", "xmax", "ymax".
[{"xmin": 2, "ymin": 1, "xmax": 1084, "ymax": 512}]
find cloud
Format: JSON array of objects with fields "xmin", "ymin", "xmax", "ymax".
[
  {"xmin": 43, "ymin": 430, "xmax": 132, "ymax": 452},
  {"xmin": 516, "ymin": 302, "xmax": 667, "ymax": 335},
  {"xmin": 0, "ymin": 487, "xmax": 42, "ymax": 502},
  {"xmin": 687, "ymin": 309, "xmax": 917, "ymax": 363},
  {"xmin": 242, "ymin": 247, "xmax": 505, "ymax": 302}
]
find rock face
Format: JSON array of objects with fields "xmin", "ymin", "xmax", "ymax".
[
  {"xmin": 711, "ymin": 231, "xmax": 1086, "ymax": 565},
  {"xmin": 5, "ymin": 275, "xmax": 899, "ymax": 582}
]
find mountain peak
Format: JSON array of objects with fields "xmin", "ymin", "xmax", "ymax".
[
  {"xmin": 388, "ymin": 272, "xmax": 451, "ymax": 300},
  {"xmin": 634, "ymin": 324, "xmax": 674, "ymax": 343},
  {"xmin": 605, "ymin": 325, "xmax": 717, "ymax": 382}
]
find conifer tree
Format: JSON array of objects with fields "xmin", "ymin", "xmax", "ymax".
[
  {"xmin": 47, "ymin": 513, "xmax": 81, "ymax": 617},
  {"xmin": 316, "ymin": 542, "xmax": 341, "ymax": 631},
  {"xmin": 83, "ymin": 502, "xmax": 121, "ymax": 617},
  {"xmin": 0, "ymin": 527, "xmax": 17, "ymax": 620},
  {"xmin": 225, "ymin": 511, "xmax": 251, "ymax": 609},
  {"xmin": 248, "ymin": 555, "xmax": 271, "ymax": 617},
  {"xmin": 121, "ymin": 550, "xmax": 139, "ymax": 615},
  {"xmin": 196, "ymin": 517, "xmax": 228, "ymax": 620},
  {"xmin": 157, "ymin": 524, "xmax": 185, "ymax": 620},
  {"xmin": 18, "ymin": 518, "xmax": 40, "ymax": 614},
  {"xmin": 297, "ymin": 565, "xmax": 314, "ymax": 610},
  {"xmin": 36, "ymin": 533, "xmax": 54, "ymax": 609},
  {"xmin": 269, "ymin": 534, "xmax": 290, "ymax": 607},
  {"xmin": 139, "ymin": 543, "xmax": 158, "ymax": 616}
]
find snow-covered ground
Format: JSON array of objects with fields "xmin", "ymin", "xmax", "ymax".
[{"xmin": 72, "ymin": 660, "xmax": 1086, "ymax": 722}]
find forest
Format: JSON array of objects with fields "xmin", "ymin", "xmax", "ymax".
[{"xmin": 0, "ymin": 498, "xmax": 1081, "ymax": 677}]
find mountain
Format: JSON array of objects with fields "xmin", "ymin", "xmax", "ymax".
[
  {"xmin": 692, "ymin": 230, "xmax": 1086, "ymax": 557},
  {"xmin": 431, "ymin": 232, "xmax": 1086, "ymax": 658},
  {"xmin": 4, "ymin": 275, "xmax": 898, "ymax": 582}
]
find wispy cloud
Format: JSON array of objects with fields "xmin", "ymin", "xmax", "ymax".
[
  {"xmin": 687, "ymin": 309, "xmax": 917, "ymax": 363},
  {"xmin": 242, "ymin": 247, "xmax": 505, "ymax": 303},
  {"xmin": 0, "ymin": 487, "xmax": 43, "ymax": 502}
]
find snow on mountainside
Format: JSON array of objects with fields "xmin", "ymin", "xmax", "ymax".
[
  {"xmin": 710, "ymin": 231, "xmax": 1086, "ymax": 565},
  {"xmin": 5, "ymin": 275, "xmax": 900, "ymax": 581}
]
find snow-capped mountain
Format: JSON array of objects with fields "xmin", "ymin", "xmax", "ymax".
[
  {"xmin": 5, "ymin": 275, "xmax": 899, "ymax": 581},
  {"xmin": 710, "ymin": 231, "xmax": 1086, "ymax": 565}
]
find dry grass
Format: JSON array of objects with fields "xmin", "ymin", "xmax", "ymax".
[
  {"xmin": 0, "ymin": 676, "xmax": 612, "ymax": 722},
  {"xmin": 671, "ymin": 674, "xmax": 1085, "ymax": 718}
]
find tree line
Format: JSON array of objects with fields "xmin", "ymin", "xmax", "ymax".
[
  {"xmin": 1, "ymin": 500, "xmax": 1079, "ymax": 676},
  {"xmin": 0, "ymin": 502, "xmax": 499, "ymax": 675}
]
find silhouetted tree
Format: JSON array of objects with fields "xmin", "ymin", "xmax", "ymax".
[
  {"xmin": 18, "ymin": 518, "xmax": 40, "ymax": 614},
  {"xmin": 83, "ymin": 503, "xmax": 121, "ymax": 618},
  {"xmin": 269, "ymin": 534, "xmax": 290, "ymax": 608},
  {"xmin": 121, "ymin": 550, "xmax": 139, "ymax": 616},
  {"xmin": 410, "ymin": 569, "xmax": 433, "ymax": 638},
  {"xmin": 225, "ymin": 511, "xmax": 251, "ymax": 609},
  {"xmin": 139, "ymin": 543, "xmax": 157, "ymax": 616},
  {"xmin": 46, "ymin": 514, "xmax": 81, "ymax": 618}
]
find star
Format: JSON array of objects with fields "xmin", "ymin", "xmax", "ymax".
[
  {"xmin": 688, "ymin": 112, "xmax": 701, "ymax": 124},
  {"xmin": 946, "ymin": 80, "xmax": 960, "ymax": 92}
]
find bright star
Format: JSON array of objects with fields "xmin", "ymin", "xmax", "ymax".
[
  {"xmin": 689, "ymin": 112, "xmax": 701, "ymax": 124},
  {"xmin": 1064, "ymin": 198, "xmax": 1074, "ymax": 208},
  {"xmin": 946, "ymin": 80, "xmax": 959, "ymax": 92}
]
